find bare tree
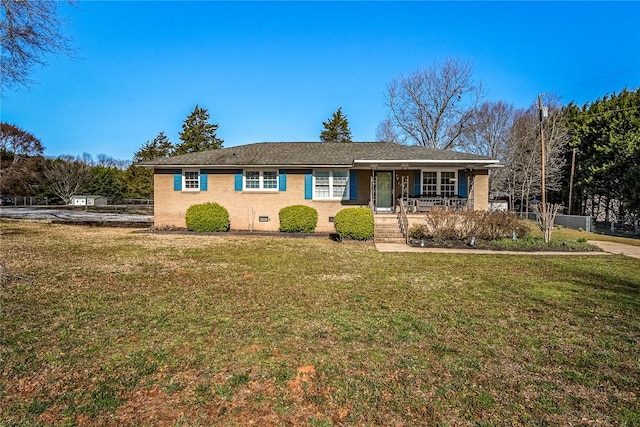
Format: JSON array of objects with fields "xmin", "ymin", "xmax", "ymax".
[
  {"xmin": 0, "ymin": 122, "xmax": 44, "ymax": 163},
  {"xmin": 0, "ymin": 0, "xmax": 73, "ymax": 89},
  {"xmin": 44, "ymin": 155, "xmax": 93, "ymax": 204},
  {"xmin": 375, "ymin": 117, "xmax": 403, "ymax": 144},
  {"xmin": 384, "ymin": 58, "xmax": 482, "ymax": 150},
  {"xmin": 503, "ymin": 97, "xmax": 569, "ymax": 212},
  {"xmin": 460, "ymin": 101, "xmax": 516, "ymax": 198},
  {"xmin": 0, "ymin": 122, "xmax": 45, "ymax": 195},
  {"xmin": 461, "ymin": 101, "xmax": 515, "ymax": 158}
]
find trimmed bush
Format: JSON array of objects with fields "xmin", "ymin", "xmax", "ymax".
[
  {"xmin": 185, "ymin": 202, "xmax": 230, "ymax": 232},
  {"xmin": 334, "ymin": 207, "xmax": 374, "ymax": 240},
  {"xmin": 279, "ymin": 205, "xmax": 318, "ymax": 233},
  {"xmin": 408, "ymin": 209, "xmax": 529, "ymax": 241}
]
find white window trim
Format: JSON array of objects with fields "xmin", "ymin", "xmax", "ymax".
[
  {"xmin": 313, "ymin": 169, "xmax": 349, "ymax": 200},
  {"xmin": 420, "ymin": 169, "xmax": 458, "ymax": 197},
  {"xmin": 243, "ymin": 169, "xmax": 279, "ymax": 191},
  {"xmin": 182, "ymin": 168, "xmax": 200, "ymax": 192}
]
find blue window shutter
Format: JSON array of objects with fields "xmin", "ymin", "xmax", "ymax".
[
  {"xmin": 234, "ymin": 170, "xmax": 243, "ymax": 191},
  {"xmin": 413, "ymin": 170, "xmax": 421, "ymax": 196},
  {"xmin": 458, "ymin": 170, "xmax": 467, "ymax": 197},
  {"xmin": 349, "ymin": 170, "xmax": 358, "ymax": 200},
  {"xmin": 174, "ymin": 169, "xmax": 182, "ymax": 191},
  {"xmin": 304, "ymin": 170, "xmax": 313, "ymax": 200},
  {"xmin": 279, "ymin": 169, "xmax": 287, "ymax": 191},
  {"xmin": 200, "ymin": 169, "xmax": 208, "ymax": 191}
]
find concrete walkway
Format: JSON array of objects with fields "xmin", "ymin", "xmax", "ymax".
[
  {"xmin": 588, "ymin": 241, "xmax": 640, "ymax": 259},
  {"xmin": 376, "ymin": 240, "xmax": 640, "ymax": 259}
]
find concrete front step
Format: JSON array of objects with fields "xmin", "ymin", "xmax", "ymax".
[
  {"xmin": 376, "ymin": 237, "xmax": 407, "ymax": 244},
  {"xmin": 373, "ymin": 214, "xmax": 406, "ymax": 243}
]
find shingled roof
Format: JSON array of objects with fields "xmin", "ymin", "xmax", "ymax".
[{"xmin": 138, "ymin": 142, "xmax": 499, "ymax": 168}]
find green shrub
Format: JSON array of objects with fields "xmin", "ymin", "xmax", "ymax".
[
  {"xmin": 334, "ymin": 207, "xmax": 374, "ymax": 240},
  {"xmin": 409, "ymin": 209, "xmax": 529, "ymax": 241},
  {"xmin": 279, "ymin": 205, "xmax": 318, "ymax": 233},
  {"xmin": 185, "ymin": 202, "xmax": 230, "ymax": 232}
]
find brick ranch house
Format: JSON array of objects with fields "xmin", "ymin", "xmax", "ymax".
[{"xmin": 139, "ymin": 142, "xmax": 500, "ymax": 233}]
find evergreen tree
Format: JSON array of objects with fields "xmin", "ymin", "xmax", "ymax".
[
  {"xmin": 125, "ymin": 132, "xmax": 174, "ymax": 199},
  {"xmin": 174, "ymin": 105, "xmax": 224, "ymax": 155},
  {"xmin": 133, "ymin": 132, "xmax": 174, "ymax": 162},
  {"xmin": 87, "ymin": 166, "xmax": 126, "ymax": 200},
  {"xmin": 320, "ymin": 107, "xmax": 352, "ymax": 143},
  {"xmin": 565, "ymin": 88, "xmax": 640, "ymax": 220}
]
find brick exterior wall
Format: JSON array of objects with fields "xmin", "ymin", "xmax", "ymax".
[
  {"xmin": 153, "ymin": 168, "xmax": 490, "ymax": 232},
  {"xmin": 153, "ymin": 169, "xmax": 371, "ymax": 232},
  {"xmin": 470, "ymin": 170, "xmax": 489, "ymax": 211}
]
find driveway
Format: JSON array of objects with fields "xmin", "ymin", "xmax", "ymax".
[
  {"xmin": 589, "ymin": 241, "xmax": 640, "ymax": 259},
  {"xmin": 0, "ymin": 207, "xmax": 153, "ymax": 226}
]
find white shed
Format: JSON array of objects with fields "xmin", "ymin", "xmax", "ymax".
[{"xmin": 70, "ymin": 195, "xmax": 108, "ymax": 206}]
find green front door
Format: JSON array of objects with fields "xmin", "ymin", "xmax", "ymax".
[{"xmin": 376, "ymin": 172, "xmax": 393, "ymax": 212}]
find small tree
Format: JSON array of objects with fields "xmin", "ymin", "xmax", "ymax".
[
  {"xmin": 174, "ymin": 105, "xmax": 224, "ymax": 155},
  {"xmin": 320, "ymin": 107, "xmax": 352, "ymax": 143}
]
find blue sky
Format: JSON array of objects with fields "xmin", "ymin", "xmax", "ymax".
[{"xmin": 2, "ymin": 1, "xmax": 639, "ymax": 161}]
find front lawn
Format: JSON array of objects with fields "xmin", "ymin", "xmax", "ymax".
[{"xmin": 1, "ymin": 220, "xmax": 639, "ymax": 425}]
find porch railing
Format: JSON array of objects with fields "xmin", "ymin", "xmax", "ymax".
[
  {"xmin": 397, "ymin": 198, "xmax": 410, "ymax": 244},
  {"xmin": 405, "ymin": 196, "xmax": 468, "ymax": 213}
]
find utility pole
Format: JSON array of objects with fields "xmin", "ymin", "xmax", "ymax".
[{"xmin": 538, "ymin": 94, "xmax": 548, "ymax": 219}]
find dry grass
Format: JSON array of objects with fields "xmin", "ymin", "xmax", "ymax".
[{"xmin": 1, "ymin": 220, "xmax": 639, "ymax": 426}]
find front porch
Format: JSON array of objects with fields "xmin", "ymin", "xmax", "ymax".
[
  {"xmin": 373, "ymin": 195, "xmax": 473, "ymax": 244},
  {"xmin": 364, "ymin": 167, "xmax": 484, "ymax": 214}
]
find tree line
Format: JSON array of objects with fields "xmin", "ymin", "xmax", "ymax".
[
  {"xmin": 0, "ymin": 105, "xmax": 223, "ymax": 203},
  {"xmin": 3, "ymin": 84, "xmax": 638, "ymax": 227}
]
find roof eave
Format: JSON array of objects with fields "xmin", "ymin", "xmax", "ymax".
[{"xmin": 353, "ymin": 159, "xmax": 500, "ymax": 164}]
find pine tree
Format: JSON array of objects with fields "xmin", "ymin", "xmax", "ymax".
[
  {"xmin": 320, "ymin": 107, "xmax": 352, "ymax": 143},
  {"xmin": 133, "ymin": 132, "xmax": 174, "ymax": 162},
  {"xmin": 174, "ymin": 105, "xmax": 224, "ymax": 155},
  {"xmin": 126, "ymin": 132, "xmax": 174, "ymax": 199}
]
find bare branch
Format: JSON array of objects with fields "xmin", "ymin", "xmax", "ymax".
[{"xmin": 384, "ymin": 58, "xmax": 482, "ymax": 149}]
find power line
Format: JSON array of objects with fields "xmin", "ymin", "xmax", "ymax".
[{"xmin": 558, "ymin": 67, "xmax": 640, "ymax": 92}]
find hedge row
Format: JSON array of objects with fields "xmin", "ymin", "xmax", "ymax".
[{"xmin": 185, "ymin": 203, "xmax": 375, "ymax": 240}]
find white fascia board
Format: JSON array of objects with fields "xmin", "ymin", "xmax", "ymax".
[
  {"xmin": 353, "ymin": 159, "xmax": 500, "ymax": 165},
  {"xmin": 147, "ymin": 164, "xmax": 353, "ymax": 169}
]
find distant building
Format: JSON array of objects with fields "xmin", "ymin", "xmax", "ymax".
[{"xmin": 70, "ymin": 195, "xmax": 108, "ymax": 206}]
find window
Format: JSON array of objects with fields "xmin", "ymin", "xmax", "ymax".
[
  {"xmin": 314, "ymin": 170, "xmax": 349, "ymax": 200},
  {"xmin": 441, "ymin": 172, "xmax": 456, "ymax": 197},
  {"xmin": 183, "ymin": 169, "xmax": 200, "ymax": 190},
  {"xmin": 245, "ymin": 171, "xmax": 260, "ymax": 189},
  {"xmin": 420, "ymin": 170, "xmax": 457, "ymax": 197},
  {"xmin": 244, "ymin": 170, "xmax": 278, "ymax": 191},
  {"xmin": 422, "ymin": 171, "xmax": 437, "ymax": 196},
  {"xmin": 332, "ymin": 171, "xmax": 348, "ymax": 198},
  {"xmin": 263, "ymin": 171, "xmax": 278, "ymax": 189}
]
